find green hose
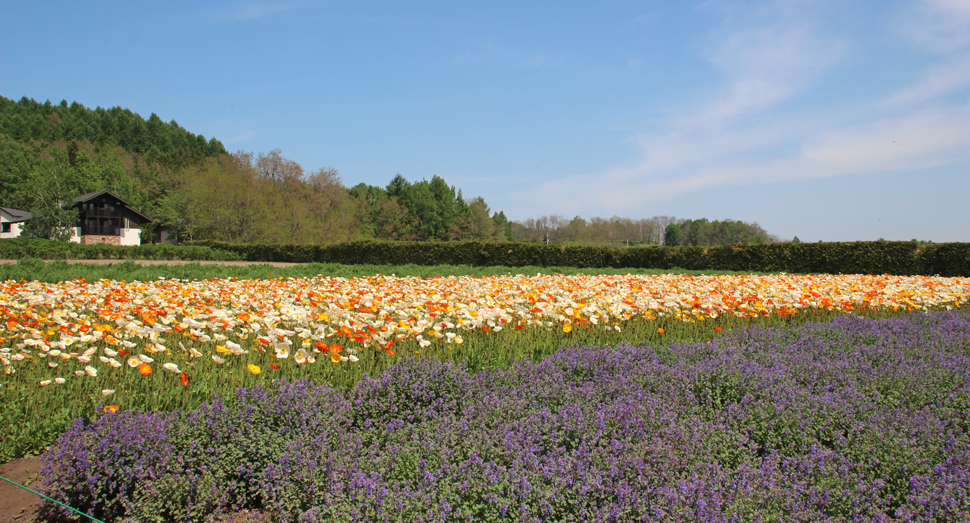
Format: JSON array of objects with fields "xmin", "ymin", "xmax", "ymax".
[{"xmin": 0, "ymin": 473, "xmax": 107, "ymax": 523}]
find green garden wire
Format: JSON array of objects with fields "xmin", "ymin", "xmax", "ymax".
[{"xmin": 0, "ymin": 473, "xmax": 106, "ymax": 523}]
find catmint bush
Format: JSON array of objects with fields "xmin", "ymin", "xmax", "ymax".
[{"xmin": 40, "ymin": 311, "xmax": 970, "ymax": 522}]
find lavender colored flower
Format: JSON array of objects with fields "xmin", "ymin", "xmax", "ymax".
[{"xmin": 39, "ymin": 311, "xmax": 970, "ymax": 522}]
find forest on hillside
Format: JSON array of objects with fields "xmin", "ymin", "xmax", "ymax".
[{"xmin": 1, "ymin": 96, "xmax": 783, "ymax": 246}]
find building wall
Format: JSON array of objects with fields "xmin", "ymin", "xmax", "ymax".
[
  {"xmin": 119, "ymin": 227, "xmax": 142, "ymax": 246},
  {"xmin": 0, "ymin": 221, "xmax": 24, "ymax": 239},
  {"xmin": 80, "ymin": 234, "xmax": 122, "ymax": 246},
  {"xmin": 70, "ymin": 228, "xmax": 141, "ymax": 246}
]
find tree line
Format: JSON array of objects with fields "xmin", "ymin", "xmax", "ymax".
[
  {"xmin": 0, "ymin": 96, "xmax": 226, "ymax": 168},
  {"xmin": 1, "ymin": 96, "xmax": 786, "ymax": 246},
  {"xmin": 509, "ymin": 215, "xmax": 781, "ymax": 246}
]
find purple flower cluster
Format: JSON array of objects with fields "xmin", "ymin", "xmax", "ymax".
[{"xmin": 40, "ymin": 311, "xmax": 970, "ymax": 522}]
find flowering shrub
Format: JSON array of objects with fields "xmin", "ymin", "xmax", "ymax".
[{"xmin": 40, "ymin": 310, "xmax": 970, "ymax": 522}]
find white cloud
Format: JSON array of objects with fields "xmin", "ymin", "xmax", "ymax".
[
  {"xmin": 800, "ymin": 107, "xmax": 970, "ymax": 173},
  {"xmin": 689, "ymin": 26, "xmax": 842, "ymax": 123},
  {"xmin": 225, "ymin": 130, "xmax": 257, "ymax": 143},
  {"xmin": 530, "ymin": 105, "xmax": 970, "ymax": 217},
  {"xmin": 883, "ymin": 53, "xmax": 970, "ymax": 107},
  {"xmin": 896, "ymin": 0, "xmax": 970, "ymax": 53},
  {"xmin": 517, "ymin": 1, "xmax": 970, "ymax": 220}
]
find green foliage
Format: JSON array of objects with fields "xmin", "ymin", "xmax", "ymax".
[
  {"xmin": 0, "ymin": 258, "xmax": 744, "ymax": 285},
  {"xmin": 0, "ymin": 238, "xmax": 241, "ymax": 263},
  {"xmin": 0, "ymin": 96, "xmax": 226, "ymax": 167},
  {"xmin": 183, "ymin": 239, "xmax": 970, "ymax": 276},
  {"xmin": 664, "ymin": 218, "xmax": 770, "ymax": 246}
]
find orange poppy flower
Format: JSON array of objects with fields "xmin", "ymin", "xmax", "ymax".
[
  {"xmin": 270, "ymin": 362, "xmax": 280, "ymax": 370},
  {"xmin": 314, "ymin": 341, "xmax": 328, "ymax": 352},
  {"xmin": 103, "ymin": 405, "xmax": 119, "ymax": 414},
  {"xmin": 180, "ymin": 372, "xmax": 189, "ymax": 386},
  {"xmin": 657, "ymin": 328, "xmax": 665, "ymax": 334},
  {"xmin": 138, "ymin": 363, "xmax": 153, "ymax": 375}
]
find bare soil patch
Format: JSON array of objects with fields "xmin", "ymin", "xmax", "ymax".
[{"xmin": 0, "ymin": 455, "xmax": 43, "ymax": 522}]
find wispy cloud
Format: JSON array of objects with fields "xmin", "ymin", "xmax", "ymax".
[
  {"xmin": 895, "ymin": 0, "xmax": 970, "ymax": 54},
  {"xmin": 686, "ymin": 25, "xmax": 842, "ymax": 124},
  {"xmin": 522, "ymin": 0, "xmax": 970, "ymax": 219},
  {"xmin": 527, "ymin": 104, "xmax": 970, "ymax": 216},
  {"xmin": 224, "ymin": 130, "xmax": 257, "ymax": 144},
  {"xmin": 884, "ymin": 0, "xmax": 970, "ymax": 107},
  {"xmin": 883, "ymin": 53, "xmax": 970, "ymax": 107},
  {"xmin": 801, "ymin": 107, "xmax": 970, "ymax": 173}
]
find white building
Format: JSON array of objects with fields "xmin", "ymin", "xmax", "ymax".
[
  {"xmin": 1, "ymin": 191, "xmax": 153, "ymax": 246},
  {"xmin": 0, "ymin": 207, "xmax": 31, "ymax": 239}
]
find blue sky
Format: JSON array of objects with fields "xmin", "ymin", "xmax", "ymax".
[{"xmin": 2, "ymin": 0, "xmax": 969, "ymax": 242}]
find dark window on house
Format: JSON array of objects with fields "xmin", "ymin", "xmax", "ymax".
[
  {"xmin": 1, "ymin": 223, "xmax": 10, "ymax": 233},
  {"xmin": 81, "ymin": 198, "xmax": 123, "ymax": 236}
]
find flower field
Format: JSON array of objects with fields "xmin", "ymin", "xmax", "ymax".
[
  {"xmin": 2, "ymin": 271, "xmax": 970, "ymax": 521},
  {"xmin": 38, "ymin": 310, "xmax": 970, "ymax": 522},
  {"xmin": 3, "ymin": 273, "xmax": 967, "ymax": 374}
]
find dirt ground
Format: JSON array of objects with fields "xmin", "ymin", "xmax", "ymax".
[
  {"xmin": 0, "ymin": 259, "xmax": 304, "ymax": 267},
  {"xmin": 0, "ymin": 455, "xmax": 43, "ymax": 522},
  {"xmin": 0, "ymin": 454, "xmax": 270, "ymax": 522}
]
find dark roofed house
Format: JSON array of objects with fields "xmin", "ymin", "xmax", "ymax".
[
  {"xmin": 0, "ymin": 207, "xmax": 31, "ymax": 239},
  {"xmin": 69, "ymin": 191, "xmax": 153, "ymax": 246}
]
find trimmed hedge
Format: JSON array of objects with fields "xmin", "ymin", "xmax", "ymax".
[
  {"xmin": 0, "ymin": 237, "xmax": 242, "ymax": 261},
  {"xmin": 183, "ymin": 239, "xmax": 970, "ymax": 276}
]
